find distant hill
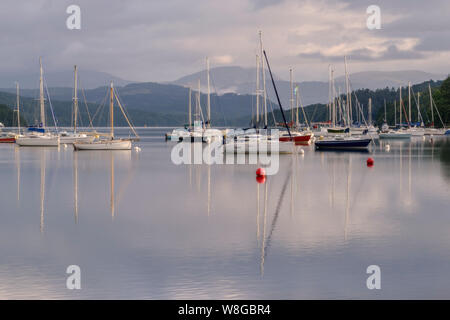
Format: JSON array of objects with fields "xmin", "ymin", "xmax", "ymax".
[
  {"xmin": 0, "ymin": 82, "xmax": 262, "ymax": 126},
  {"xmin": 171, "ymin": 66, "xmax": 278, "ymax": 94},
  {"xmin": 335, "ymin": 70, "xmax": 447, "ymax": 91},
  {"xmin": 171, "ymin": 66, "xmax": 446, "ymax": 107},
  {"xmin": 0, "ymin": 69, "xmax": 133, "ymax": 89},
  {"xmin": 1, "ymin": 69, "xmax": 448, "ymax": 128}
]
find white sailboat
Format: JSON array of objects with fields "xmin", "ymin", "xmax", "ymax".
[
  {"xmin": 59, "ymin": 65, "xmax": 95, "ymax": 144},
  {"xmin": 379, "ymin": 86, "xmax": 411, "ymax": 139},
  {"xmin": 424, "ymin": 84, "xmax": 446, "ymax": 135},
  {"xmin": 73, "ymin": 82, "xmax": 138, "ymax": 150},
  {"xmin": 16, "ymin": 58, "xmax": 60, "ymax": 147},
  {"xmin": 202, "ymin": 57, "xmax": 224, "ymax": 143},
  {"xmin": 405, "ymin": 82, "xmax": 425, "ymax": 136}
]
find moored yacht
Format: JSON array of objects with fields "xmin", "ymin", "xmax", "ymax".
[
  {"xmin": 73, "ymin": 82, "xmax": 138, "ymax": 151},
  {"xmin": 16, "ymin": 58, "xmax": 59, "ymax": 147}
]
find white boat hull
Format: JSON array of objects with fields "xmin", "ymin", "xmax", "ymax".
[
  {"xmin": 424, "ymin": 128, "xmax": 446, "ymax": 135},
  {"xmin": 73, "ymin": 139, "xmax": 132, "ymax": 150},
  {"xmin": 406, "ymin": 128, "xmax": 425, "ymax": 136},
  {"xmin": 60, "ymin": 136, "xmax": 96, "ymax": 144},
  {"xmin": 379, "ymin": 132, "xmax": 411, "ymax": 139},
  {"xmin": 16, "ymin": 136, "xmax": 60, "ymax": 146}
]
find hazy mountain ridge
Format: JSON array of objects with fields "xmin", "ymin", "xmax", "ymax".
[
  {"xmin": 172, "ymin": 66, "xmax": 445, "ymax": 107},
  {"xmin": 0, "ymin": 69, "xmax": 133, "ymax": 89}
]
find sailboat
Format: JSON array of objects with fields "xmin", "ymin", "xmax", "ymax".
[
  {"xmin": 404, "ymin": 82, "xmax": 424, "ymax": 136},
  {"xmin": 59, "ymin": 65, "xmax": 95, "ymax": 144},
  {"xmin": 202, "ymin": 57, "xmax": 223, "ymax": 143},
  {"xmin": 73, "ymin": 82, "xmax": 138, "ymax": 150},
  {"xmin": 16, "ymin": 58, "xmax": 60, "ymax": 147},
  {"xmin": 165, "ymin": 87, "xmax": 193, "ymax": 142},
  {"xmin": 279, "ymin": 69, "xmax": 313, "ymax": 144},
  {"xmin": 326, "ymin": 66, "xmax": 347, "ymax": 134},
  {"xmin": 424, "ymin": 84, "xmax": 446, "ymax": 135},
  {"xmin": 315, "ymin": 58, "xmax": 371, "ymax": 150},
  {"xmin": 379, "ymin": 87, "xmax": 411, "ymax": 139},
  {"xmin": 223, "ymin": 32, "xmax": 294, "ymax": 154}
]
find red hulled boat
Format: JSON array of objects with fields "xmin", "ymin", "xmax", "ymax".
[{"xmin": 279, "ymin": 131, "xmax": 313, "ymax": 145}]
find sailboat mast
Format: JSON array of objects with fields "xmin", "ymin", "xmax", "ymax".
[
  {"xmin": 197, "ymin": 79, "xmax": 202, "ymax": 128},
  {"xmin": 328, "ymin": 65, "xmax": 332, "ymax": 123},
  {"xmin": 39, "ymin": 57, "xmax": 46, "ymax": 128},
  {"xmin": 259, "ymin": 31, "xmax": 267, "ymax": 127},
  {"xmin": 394, "ymin": 100, "xmax": 397, "ymax": 126},
  {"xmin": 16, "ymin": 82, "xmax": 21, "ymax": 134},
  {"xmin": 256, "ymin": 54, "xmax": 260, "ymax": 125},
  {"xmin": 73, "ymin": 65, "xmax": 78, "ymax": 133},
  {"xmin": 206, "ymin": 57, "xmax": 211, "ymax": 128},
  {"xmin": 295, "ymin": 86, "xmax": 299, "ymax": 127},
  {"xmin": 290, "ymin": 68, "xmax": 294, "ymax": 124},
  {"xmin": 408, "ymin": 81, "xmax": 411, "ymax": 126},
  {"xmin": 384, "ymin": 99, "xmax": 386, "ymax": 123},
  {"xmin": 188, "ymin": 87, "xmax": 192, "ymax": 130},
  {"xmin": 399, "ymin": 86, "xmax": 402, "ymax": 126},
  {"xmin": 429, "ymin": 84, "xmax": 434, "ymax": 127},
  {"xmin": 331, "ymin": 70, "xmax": 336, "ymax": 127},
  {"xmin": 338, "ymin": 87, "xmax": 342, "ymax": 124},
  {"xmin": 110, "ymin": 82, "xmax": 114, "ymax": 138},
  {"xmin": 344, "ymin": 56, "xmax": 352, "ymax": 126},
  {"xmin": 417, "ymin": 92, "xmax": 420, "ymax": 123},
  {"xmin": 368, "ymin": 98, "xmax": 372, "ymax": 125}
]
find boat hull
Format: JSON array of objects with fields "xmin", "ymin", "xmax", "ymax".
[
  {"xmin": 279, "ymin": 134, "xmax": 312, "ymax": 143},
  {"xmin": 73, "ymin": 140, "xmax": 132, "ymax": 150},
  {"xmin": 60, "ymin": 135, "xmax": 96, "ymax": 144},
  {"xmin": 379, "ymin": 133, "xmax": 411, "ymax": 139},
  {"xmin": 327, "ymin": 128, "xmax": 346, "ymax": 134},
  {"xmin": 424, "ymin": 128, "xmax": 446, "ymax": 135},
  {"xmin": 0, "ymin": 137, "xmax": 15, "ymax": 143},
  {"xmin": 315, "ymin": 138, "xmax": 372, "ymax": 150},
  {"xmin": 16, "ymin": 136, "xmax": 60, "ymax": 146}
]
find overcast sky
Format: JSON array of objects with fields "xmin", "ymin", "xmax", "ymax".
[{"xmin": 0, "ymin": 0, "xmax": 449, "ymax": 82}]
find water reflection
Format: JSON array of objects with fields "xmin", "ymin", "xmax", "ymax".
[
  {"xmin": 439, "ymin": 140, "xmax": 450, "ymax": 183},
  {"xmin": 40, "ymin": 149, "xmax": 46, "ymax": 233},
  {"xmin": 73, "ymin": 150, "xmax": 133, "ymax": 222},
  {"xmin": 1, "ymin": 129, "xmax": 450, "ymax": 299}
]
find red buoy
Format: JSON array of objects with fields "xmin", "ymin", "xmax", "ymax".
[
  {"xmin": 256, "ymin": 175, "xmax": 266, "ymax": 184},
  {"xmin": 366, "ymin": 157, "xmax": 374, "ymax": 167},
  {"xmin": 256, "ymin": 168, "xmax": 266, "ymax": 176}
]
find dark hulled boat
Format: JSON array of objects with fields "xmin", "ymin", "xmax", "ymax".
[{"xmin": 315, "ymin": 137, "xmax": 372, "ymax": 150}]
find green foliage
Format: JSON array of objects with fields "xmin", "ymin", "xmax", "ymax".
[
  {"xmin": 0, "ymin": 103, "xmax": 27, "ymax": 127},
  {"xmin": 373, "ymin": 78, "xmax": 449, "ymax": 127}
]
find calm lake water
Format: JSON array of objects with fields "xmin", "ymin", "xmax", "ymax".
[{"xmin": 0, "ymin": 128, "xmax": 449, "ymax": 299}]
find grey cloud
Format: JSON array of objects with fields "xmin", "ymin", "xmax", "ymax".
[
  {"xmin": 298, "ymin": 45, "xmax": 425, "ymax": 62},
  {"xmin": 0, "ymin": 0, "xmax": 447, "ymax": 82},
  {"xmin": 249, "ymin": 0, "xmax": 286, "ymax": 9}
]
